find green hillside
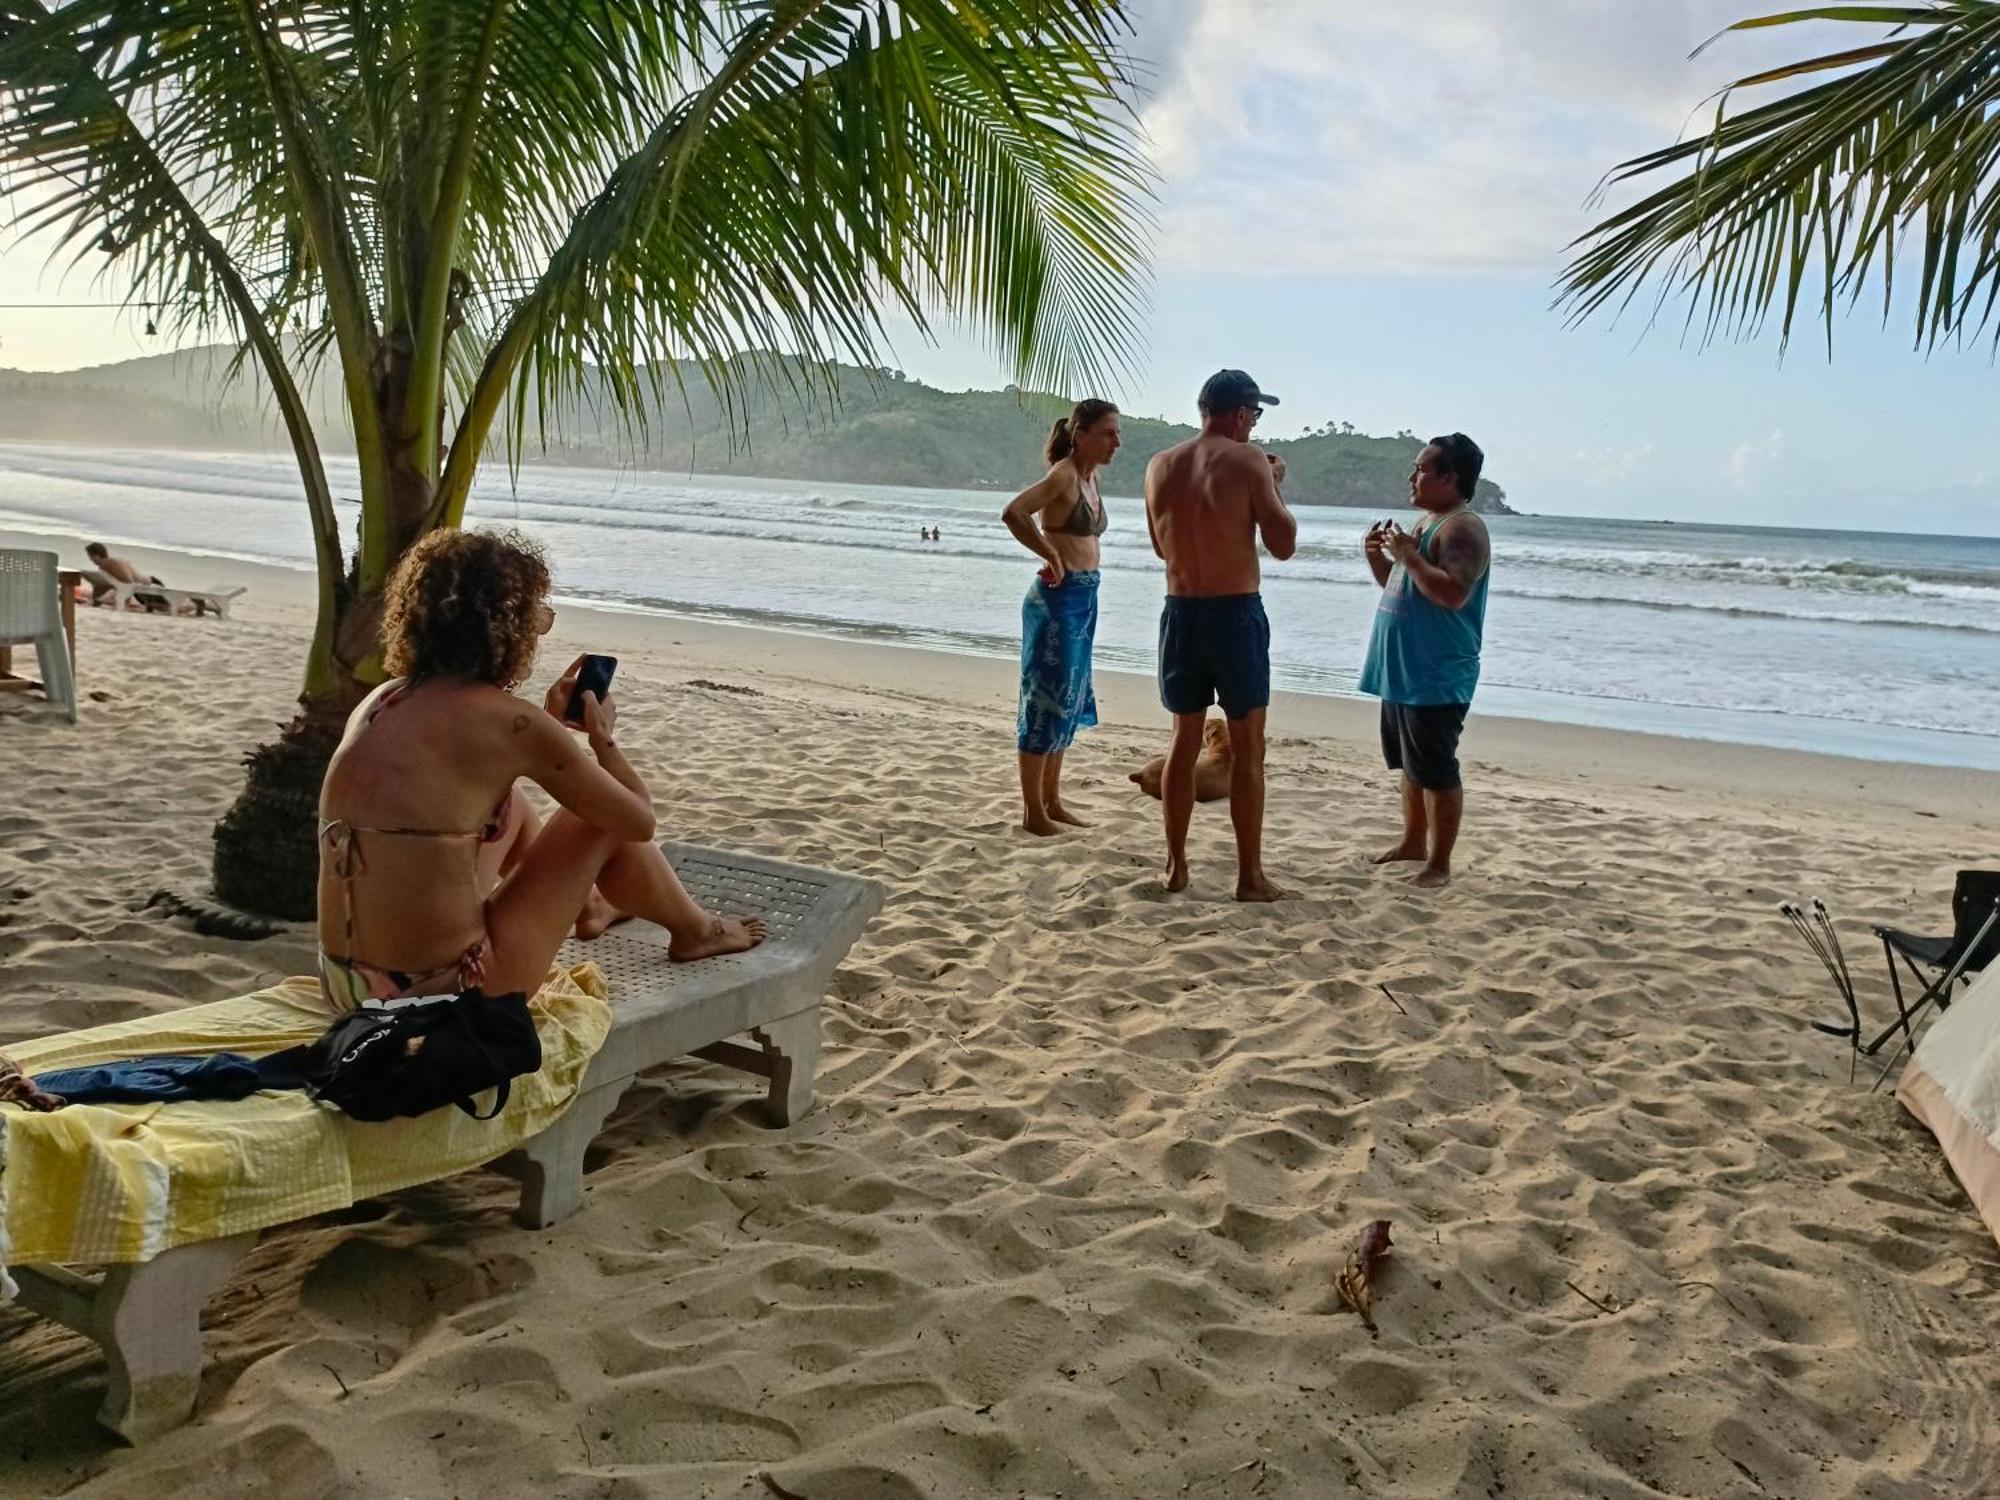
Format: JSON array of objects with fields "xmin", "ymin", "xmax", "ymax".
[{"xmin": 0, "ymin": 350, "xmax": 1513, "ymax": 513}]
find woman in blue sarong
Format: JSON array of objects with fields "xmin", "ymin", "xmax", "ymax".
[{"xmin": 1001, "ymin": 398, "xmax": 1121, "ymax": 835}]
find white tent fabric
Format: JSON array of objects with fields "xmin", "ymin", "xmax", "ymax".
[{"xmin": 1898, "ymin": 960, "xmax": 2000, "ymax": 1250}]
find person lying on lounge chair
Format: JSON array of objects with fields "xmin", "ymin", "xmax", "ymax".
[
  {"xmin": 316, "ymin": 528, "xmax": 766, "ymax": 1010},
  {"xmin": 83, "ymin": 541, "xmax": 179, "ymax": 613}
]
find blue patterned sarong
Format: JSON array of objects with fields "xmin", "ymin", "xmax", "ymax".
[{"xmin": 1018, "ymin": 569, "xmax": 1100, "ymax": 754}]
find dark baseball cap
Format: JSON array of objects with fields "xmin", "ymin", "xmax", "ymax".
[{"xmin": 1198, "ymin": 369, "xmax": 1279, "ymax": 414}]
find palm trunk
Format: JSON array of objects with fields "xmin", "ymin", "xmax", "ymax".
[
  {"xmin": 211, "ymin": 375, "xmax": 439, "ymax": 921},
  {"xmin": 210, "ymin": 681, "xmax": 357, "ymax": 920}
]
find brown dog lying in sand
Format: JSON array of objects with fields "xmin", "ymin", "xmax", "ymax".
[{"xmin": 1129, "ymin": 719, "xmax": 1233, "ymax": 802}]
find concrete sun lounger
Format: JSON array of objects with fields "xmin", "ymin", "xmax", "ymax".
[
  {"xmin": 85, "ymin": 573, "xmax": 246, "ymax": 617},
  {"xmin": 4, "ymin": 842, "xmax": 882, "ymax": 1443}
]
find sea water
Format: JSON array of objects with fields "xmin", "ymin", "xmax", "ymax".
[{"xmin": 2, "ymin": 442, "xmax": 1995, "ymax": 770}]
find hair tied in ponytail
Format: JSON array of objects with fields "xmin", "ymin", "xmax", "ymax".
[{"xmin": 1044, "ymin": 401, "xmax": 1115, "ymax": 466}]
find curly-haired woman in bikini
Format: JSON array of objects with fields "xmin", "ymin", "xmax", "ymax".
[{"xmin": 316, "ymin": 529, "xmax": 764, "ymax": 1009}]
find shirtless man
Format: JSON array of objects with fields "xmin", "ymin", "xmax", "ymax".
[
  {"xmin": 1144, "ymin": 369, "xmax": 1299, "ymax": 901},
  {"xmin": 83, "ymin": 541, "xmax": 171, "ymax": 612}
]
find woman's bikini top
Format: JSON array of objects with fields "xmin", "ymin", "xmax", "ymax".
[
  {"xmin": 1058, "ymin": 480, "xmax": 1107, "ymax": 538},
  {"xmin": 316, "ymin": 682, "xmax": 511, "ymax": 1002},
  {"xmin": 318, "ymin": 684, "xmax": 511, "ymax": 853}
]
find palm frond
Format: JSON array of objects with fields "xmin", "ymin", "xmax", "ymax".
[
  {"xmin": 0, "ymin": 2, "xmax": 340, "ymax": 512},
  {"xmin": 0, "ymin": 0, "xmax": 357, "ymax": 681},
  {"xmin": 446, "ymin": 0, "xmax": 1149, "ymax": 497},
  {"xmin": 5, "ymin": 0, "xmax": 1153, "ymax": 589},
  {"xmin": 1559, "ymin": 0, "xmax": 2000, "ymax": 353}
]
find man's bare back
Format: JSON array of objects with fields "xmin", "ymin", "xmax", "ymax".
[
  {"xmin": 83, "ymin": 543, "xmax": 176, "ymax": 612},
  {"xmin": 1145, "ymin": 434, "xmax": 1293, "ymax": 597}
]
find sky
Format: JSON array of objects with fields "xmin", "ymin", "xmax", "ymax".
[{"xmin": 0, "ymin": 0, "xmax": 1993, "ymax": 533}]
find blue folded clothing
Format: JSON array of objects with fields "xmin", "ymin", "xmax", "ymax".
[{"xmin": 31, "ymin": 1052, "xmax": 288, "ymax": 1106}]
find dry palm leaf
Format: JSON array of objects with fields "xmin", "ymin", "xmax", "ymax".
[
  {"xmin": 0, "ymin": 1054, "xmax": 64, "ymax": 1112},
  {"xmin": 1334, "ymin": 1219, "xmax": 1394, "ymax": 1332}
]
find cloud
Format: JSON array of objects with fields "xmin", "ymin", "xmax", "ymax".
[
  {"xmin": 1724, "ymin": 428, "xmax": 1788, "ymax": 491},
  {"xmin": 1570, "ymin": 442, "xmax": 1659, "ymax": 490},
  {"xmin": 1120, "ymin": 0, "xmax": 1206, "ymax": 98},
  {"xmin": 1124, "ymin": 0, "xmax": 1887, "ymax": 277}
]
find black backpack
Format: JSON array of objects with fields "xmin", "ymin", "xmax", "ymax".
[{"xmin": 281, "ymin": 990, "xmax": 542, "ymax": 1122}]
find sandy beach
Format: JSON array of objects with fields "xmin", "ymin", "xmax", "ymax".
[{"xmin": 3, "ymin": 530, "xmax": 1998, "ymax": 1498}]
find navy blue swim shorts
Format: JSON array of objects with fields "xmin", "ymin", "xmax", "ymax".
[{"xmin": 1157, "ymin": 593, "xmax": 1271, "ymax": 720}]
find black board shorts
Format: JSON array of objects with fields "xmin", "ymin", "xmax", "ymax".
[
  {"xmin": 1158, "ymin": 593, "xmax": 1271, "ymax": 720},
  {"xmin": 1380, "ymin": 701, "xmax": 1470, "ymax": 791}
]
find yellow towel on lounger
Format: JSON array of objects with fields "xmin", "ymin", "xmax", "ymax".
[{"xmin": 0, "ymin": 965, "xmax": 610, "ymax": 1272}]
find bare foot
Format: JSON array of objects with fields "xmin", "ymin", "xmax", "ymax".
[
  {"xmin": 1411, "ymin": 865, "xmax": 1451, "ymax": 889},
  {"xmin": 1236, "ymin": 874, "xmax": 1299, "ymax": 903},
  {"xmin": 1163, "ymin": 856, "xmax": 1190, "ymax": 893},
  {"xmin": 1022, "ymin": 814, "xmax": 1066, "ymax": 837},
  {"xmin": 670, "ymin": 913, "xmax": 769, "ymax": 961},
  {"xmin": 1047, "ymin": 803, "xmax": 1089, "ymax": 828},
  {"xmin": 1372, "ymin": 842, "xmax": 1427, "ymax": 865},
  {"xmin": 572, "ymin": 890, "xmax": 634, "ymax": 940}
]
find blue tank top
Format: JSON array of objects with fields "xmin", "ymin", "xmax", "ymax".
[{"xmin": 1358, "ymin": 515, "xmax": 1489, "ymax": 706}]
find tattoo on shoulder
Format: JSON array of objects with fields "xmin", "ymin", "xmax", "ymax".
[
  {"xmin": 1440, "ymin": 528, "xmax": 1487, "ymax": 583},
  {"xmin": 512, "ymin": 714, "xmax": 530, "ymax": 733}
]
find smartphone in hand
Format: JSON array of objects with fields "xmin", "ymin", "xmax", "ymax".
[{"xmin": 565, "ymin": 653, "xmax": 618, "ymax": 723}]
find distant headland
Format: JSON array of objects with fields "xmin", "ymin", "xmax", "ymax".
[{"xmin": 0, "ymin": 350, "xmax": 1513, "ymax": 515}]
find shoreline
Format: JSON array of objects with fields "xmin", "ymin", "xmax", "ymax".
[{"xmin": 9, "ymin": 522, "xmax": 1999, "ymax": 828}]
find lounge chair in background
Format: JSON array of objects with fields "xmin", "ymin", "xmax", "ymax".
[
  {"xmin": 0, "ymin": 548, "xmax": 77, "ymax": 723},
  {"xmin": 91, "ymin": 575, "xmax": 246, "ymax": 618},
  {"xmin": 1, "ymin": 842, "xmax": 881, "ymax": 1443}
]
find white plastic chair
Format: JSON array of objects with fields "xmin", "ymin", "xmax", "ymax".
[{"xmin": 0, "ymin": 549, "xmax": 77, "ymax": 722}]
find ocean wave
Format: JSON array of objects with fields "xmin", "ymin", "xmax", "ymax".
[
  {"xmin": 0, "ymin": 504, "xmax": 319, "ymax": 574},
  {"xmin": 1294, "ymin": 531, "xmax": 2000, "ymax": 598},
  {"xmin": 1478, "ymin": 671, "xmax": 2000, "ymax": 740},
  {"xmin": 372, "ymin": 494, "xmax": 2000, "ymax": 625},
  {"xmin": 9, "ymin": 439, "xmax": 1999, "ymax": 626},
  {"xmin": 0, "ymin": 447, "xmax": 333, "ymax": 507},
  {"xmin": 1494, "ymin": 585, "xmax": 2000, "ymax": 634},
  {"xmin": 18, "ymin": 444, "xmax": 1978, "ymax": 610},
  {"xmin": 511, "ymin": 586, "xmax": 2000, "ymax": 740},
  {"xmin": 1501, "ymin": 548, "xmax": 2000, "ymax": 599}
]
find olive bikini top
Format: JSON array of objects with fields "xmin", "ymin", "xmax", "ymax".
[{"xmin": 1058, "ymin": 482, "xmax": 1107, "ymax": 537}]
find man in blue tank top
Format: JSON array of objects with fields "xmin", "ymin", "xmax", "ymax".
[{"xmin": 1358, "ymin": 434, "xmax": 1491, "ymax": 888}]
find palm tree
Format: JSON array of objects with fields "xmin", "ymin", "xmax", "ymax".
[
  {"xmin": 0, "ymin": 0, "xmax": 1150, "ymax": 917},
  {"xmin": 1561, "ymin": 2, "xmax": 2000, "ymax": 354}
]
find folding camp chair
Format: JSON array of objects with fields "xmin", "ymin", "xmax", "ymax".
[{"xmin": 1811, "ymin": 870, "xmax": 2000, "ymax": 1059}]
